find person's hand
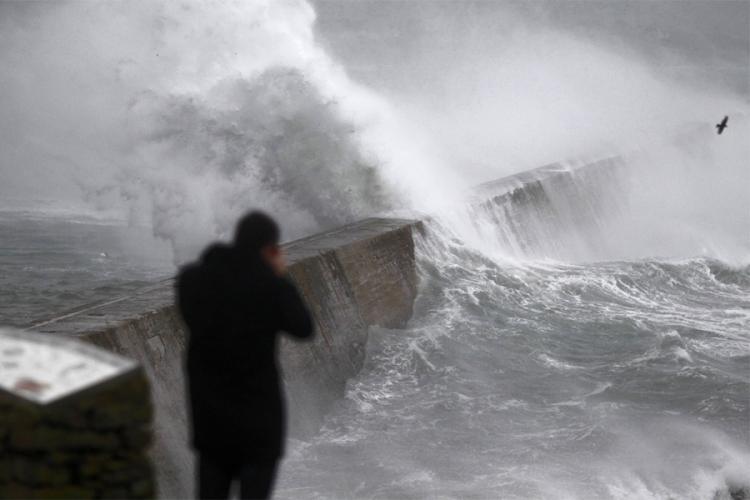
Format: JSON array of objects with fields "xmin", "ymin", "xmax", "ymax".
[{"xmin": 269, "ymin": 250, "xmax": 287, "ymax": 276}]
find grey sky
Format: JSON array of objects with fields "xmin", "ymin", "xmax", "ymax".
[{"xmin": 312, "ymin": 0, "xmax": 749, "ymax": 97}]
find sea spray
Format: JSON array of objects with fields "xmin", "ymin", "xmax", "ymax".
[{"xmin": 1, "ymin": 0, "xmax": 746, "ymax": 262}]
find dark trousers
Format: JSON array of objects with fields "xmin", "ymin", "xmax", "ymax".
[{"xmin": 197, "ymin": 453, "xmax": 278, "ymax": 499}]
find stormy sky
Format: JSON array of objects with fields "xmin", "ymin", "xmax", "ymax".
[{"xmin": 311, "ymin": 0, "xmax": 749, "ymax": 98}]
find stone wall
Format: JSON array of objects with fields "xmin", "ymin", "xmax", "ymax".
[
  {"xmin": 25, "ymin": 217, "xmax": 422, "ymax": 498},
  {"xmin": 0, "ymin": 328, "xmax": 154, "ymax": 499}
]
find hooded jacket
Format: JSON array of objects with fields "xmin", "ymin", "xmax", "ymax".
[{"xmin": 177, "ymin": 243, "xmax": 313, "ymax": 458}]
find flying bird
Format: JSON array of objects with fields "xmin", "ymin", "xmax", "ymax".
[{"xmin": 716, "ymin": 115, "xmax": 728, "ymax": 135}]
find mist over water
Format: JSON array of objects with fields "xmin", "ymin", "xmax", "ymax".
[
  {"xmin": 1, "ymin": 0, "xmax": 747, "ymax": 260},
  {"xmin": 1, "ymin": 1, "xmax": 749, "ymax": 498}
]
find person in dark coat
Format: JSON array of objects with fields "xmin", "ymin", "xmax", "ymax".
[{"xmin": 177, "ymin": 211, "xmax": 314, "ymax": 499}]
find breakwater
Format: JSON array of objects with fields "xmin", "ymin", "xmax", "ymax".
[
  {"xmin": 18, "ymin": 156, "xmax": 632, "ymax": 498},
  {"xmin": 26, "ymin": 217, "xmax": 421, "ymax": 498},
  {"xmin": 469, "ymin": 156, "xmax": 628, "ymax": 260}
]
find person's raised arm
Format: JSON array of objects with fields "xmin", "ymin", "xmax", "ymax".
[{"xmin": 276, "ymin": 276, "xmax": 314, "ymax": 340}]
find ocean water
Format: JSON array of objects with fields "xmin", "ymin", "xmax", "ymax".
[
  {"xmin": 277, "ymin": 232, "xmax": 750, "ymax": 499},
  {"xmin": 0, "ymin": 211, "xmax": 173, "ymax": 327}
]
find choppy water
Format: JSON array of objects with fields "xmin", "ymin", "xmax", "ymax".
[
  {"xmin": 276, "ymin": 228, "xmax": 750, "ymax": 499},
  {"xmin": 0, "ymin": 211, "xmax": 173, "ymax": 326}
]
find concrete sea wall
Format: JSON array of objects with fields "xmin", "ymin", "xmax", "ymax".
[
  {"xmin": 470, "ymin": 156, "xmax": 628, "ymax": 260},
  {"xmin": 26, "ymin": 217, "xmax": 421, "ymax": 499}
]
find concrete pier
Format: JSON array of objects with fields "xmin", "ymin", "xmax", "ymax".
[
  {"xmin": 470, "ymin": 156, "xmax": 628, "ymax": 260},
  {"xmin": 26, "ymin": 217, "xmax": 422, "ymax": 498}
]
